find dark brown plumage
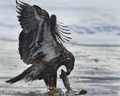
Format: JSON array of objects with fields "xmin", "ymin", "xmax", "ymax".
[{"xmin": 6, "ymin": 0, "xmax": 75, "ymax": 91}]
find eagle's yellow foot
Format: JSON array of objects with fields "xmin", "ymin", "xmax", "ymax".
[{"xmin": 49, "ymin": 87, "xmax": 60, "ymax": 92}]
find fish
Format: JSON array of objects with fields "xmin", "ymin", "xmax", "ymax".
[{"xmin": 60, "ymin": 69, "xmax": 72, "ymax": 92}]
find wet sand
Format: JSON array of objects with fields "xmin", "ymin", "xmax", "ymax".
[{"xmin": 0, "ymin": 39, "xmax": 120, "ymax": 96}]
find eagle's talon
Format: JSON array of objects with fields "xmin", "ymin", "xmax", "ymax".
[{"xmin": 49, "ymin": 87, "xmax": 60, "ymax": 92}]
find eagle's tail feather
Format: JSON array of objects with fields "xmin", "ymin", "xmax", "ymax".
[{"xmin": 6, "ymin": 67, "xmax": 31, "ymax": 84}]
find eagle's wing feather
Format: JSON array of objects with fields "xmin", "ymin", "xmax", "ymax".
[
  {"xmin": 19, "ymin": 30, "xmax": 46, "ymax": 64},
  {"xmin": 16, "ymin": 0, "xmax": 39, "ymax": 33},
  {"xmin": 17, "ymin": 0, "xmax": 71, "ymax": 65},
  {"xmin": 17, "ymin": 1, "xmax": 49, "ymax": 64},
  {"xmin": 50, "ymin": 15, "xmax": 72, "ymax": 43}
]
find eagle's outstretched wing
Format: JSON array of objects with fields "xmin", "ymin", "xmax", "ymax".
[{"xmin": 17, "ymin": 0, "xmax": 71, "ymax": 65}]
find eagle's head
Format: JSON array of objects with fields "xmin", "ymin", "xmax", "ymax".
[{"xmin": 64, "ymin": 52, "xmax": 75, "ymax": 75}]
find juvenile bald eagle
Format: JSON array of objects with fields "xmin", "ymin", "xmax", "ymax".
[{"xmin": 6, "ymin": 0, "xmax": 75, "ymax": 92}]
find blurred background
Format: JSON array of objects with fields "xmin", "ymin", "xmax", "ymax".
[{"xmin": 0, "ymin": 0, "xmax": 120, "ymax": 45}]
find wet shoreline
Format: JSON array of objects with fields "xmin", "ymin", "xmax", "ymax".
[{"xmin": 0, "ymin": 40, "xmax": 120, "ymax": 95}]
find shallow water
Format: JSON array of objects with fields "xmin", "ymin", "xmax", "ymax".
[{"xmin": 0, "ymin": 40, "xmax": 120, "ymax": 95}]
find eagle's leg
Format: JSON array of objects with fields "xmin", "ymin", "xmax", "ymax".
[
  {"xmin": 49, "ymin": 73, "xmax": 61, "ymax": 92},
  {"xmin": 54, "ymin": 72, "xmax": 57, "ymax": 87}
]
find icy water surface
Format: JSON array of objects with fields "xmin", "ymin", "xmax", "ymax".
[{"xmin": 0, "ymin": 40, "xmax": 120, "ymax": 95}]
